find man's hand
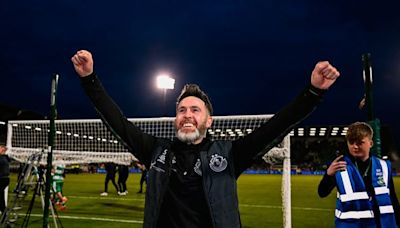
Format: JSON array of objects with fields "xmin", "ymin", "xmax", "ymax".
[
  {"xmin": 311, "ymin": 61, "xmax": 340, "ymax": 90},
  {"xmin": 0, "ymin": 146, "xmax": 7, "ymax": 155},
  {"xmin": 71, "ymin": 50, "xmax": 94, "ymax": 77},
  {"xmin": 326, "ymin": 155, "xmax": 347, "ymax": 176}
]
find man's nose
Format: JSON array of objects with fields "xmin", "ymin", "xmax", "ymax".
[{"xmin": 183, "ymin": 110, "xmax": 194, "ymax": 117}]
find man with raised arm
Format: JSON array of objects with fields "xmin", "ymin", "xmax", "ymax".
[{"xmin": 71, "ymin": 50, "xmax": 340, "ymax": 228}]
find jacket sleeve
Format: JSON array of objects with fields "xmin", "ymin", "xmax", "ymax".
[
  {"xmin": 80, "ymin": 73, "xmax": 155, "ymax": 166},
  {"xmin": 318, "ymin": 173, "xmax": 336, "ymax": 198},
  {"xmin": 388, "ymin": 174, "xmax": 400, "ymax": 226},
  {"xmin": 232, "ymin": 85, "xmax": 325, "ymax": 176}
]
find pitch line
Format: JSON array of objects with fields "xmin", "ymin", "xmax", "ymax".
[
  {"xmin": 68, "ymin": 195, "xmax": 145, "ymax": 202},
  {"xmin": 69, "ymin": 196, "xmax": 330, "ymax": 212},
  {"xmin": 22, "ymin": 206, "xmax": 330, "ymax": 224},
  {"xmin": 20, "ymin": 213, "xmax": 143, "ymax": 224},
  {"xmin": 240, "ymin": 204, "xmax": 331, "ymax": 211}
]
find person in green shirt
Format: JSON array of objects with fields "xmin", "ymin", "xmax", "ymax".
[{"xmin": 52, "ymin": 164, "xmax": 68, "ymax": 210}]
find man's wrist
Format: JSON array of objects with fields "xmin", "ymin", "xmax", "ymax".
[
  {"xmin": 80, "ymin": 72, "xmax": 97, "ymax": 84},
  {"xmin": 308, "ymin": 84, "xmax": 326, "ymax": 97}
]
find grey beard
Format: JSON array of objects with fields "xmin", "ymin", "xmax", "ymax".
[{"xmin": 176, "ymin": 128, "xmax": 202, "ymax": 144}]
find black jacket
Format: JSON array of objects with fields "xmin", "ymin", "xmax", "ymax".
[
  {"xmin": 81, "ymin": 73, "xmax": 324, "ymax": 227},
  {"xmin": 0, "ymin": 155, "xmax": 10, "ymax": 179}
]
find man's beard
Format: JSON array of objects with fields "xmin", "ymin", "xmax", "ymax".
[{"xmin": 176, "ymin": 123, "xmax": 207, "ymax": 144}]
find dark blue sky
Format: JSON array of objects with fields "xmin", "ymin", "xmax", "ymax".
[{"xmin": 1, "ymin": 1, "xmax": 400, "ymax": 142}]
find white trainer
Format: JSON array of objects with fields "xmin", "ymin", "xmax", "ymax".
[{"xmin": 100, "ymin": 192, "xmax": 108, "ymax": 196}]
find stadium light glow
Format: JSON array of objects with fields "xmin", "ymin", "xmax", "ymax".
[
  {"xmin": 156, "ymin": 74, "xmax": 175, "ymax": 90},
  {"xmin": 156, "ymin": 73, "xmax": 175, "ymax": 115}
]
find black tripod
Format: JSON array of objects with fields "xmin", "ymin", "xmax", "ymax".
[{"xmin": 0, "ymin": 152, "xmax": 63, "ymax": 228}]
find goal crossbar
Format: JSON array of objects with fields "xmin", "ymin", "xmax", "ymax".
[{"xmin": 6, "ymin": 115, "xmax": 289, "ymax": 165}]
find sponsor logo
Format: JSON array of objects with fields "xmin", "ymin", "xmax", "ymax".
[{"xmin": 209, "ymin": 154, "xmax": 227, "ymax": 172}]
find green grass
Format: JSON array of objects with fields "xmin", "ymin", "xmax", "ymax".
[{"xmin": 6, "ymin": 173, "xmax": 400, "ymax": 227}]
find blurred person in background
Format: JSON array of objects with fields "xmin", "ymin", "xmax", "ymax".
[
  {"xmin": 0, "ymin": 140, "xmax": 9, "ymax": 215},
  {"xmin": 136, "ymin": 162, "xmax": 147, "ymax": 194},
  {"xmin": 52, "ymin": 162, "xmax": 68, "ymax": 210},
  {"xmin": 117, "ymin": 164, "xmax": 129, "ymax": 195},
  {"xmin": 101, "ymin": 163, "xmax": 119, "ymax": 196}
]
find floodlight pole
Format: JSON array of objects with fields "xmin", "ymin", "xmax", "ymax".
[{"xmin": 163, "ymin": 88, "xmax": 167, "ymax": 116}]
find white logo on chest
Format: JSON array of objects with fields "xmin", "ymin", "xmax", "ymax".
[
  {"xmin": 157, "ymin": 149, "xmax": 168, "ymax": 164},
  {"xmin": 209, "ymin": 154, "xmax": 227, "ymax": 172},
  {"xmin": 194, "ymin": 158, "xmax": 202, "ymax": 176}
]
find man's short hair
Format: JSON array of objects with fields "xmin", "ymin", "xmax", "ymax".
[
  {"xmin": 176, "ymin": 84, "xmax": 213, "ymax": 115},
  {"xmin": 346, "ymin": 122, "xmax": 373, "ymax": 144}
]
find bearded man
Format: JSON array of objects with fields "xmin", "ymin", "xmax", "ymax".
[{"xmin": 71, "ymin": 50, "xmax": 340, "ymax": 228}]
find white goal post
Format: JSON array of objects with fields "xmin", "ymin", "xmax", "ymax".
[{"xmin": 6, "ymin": 114, "xmax": 291, "ymax": 227}]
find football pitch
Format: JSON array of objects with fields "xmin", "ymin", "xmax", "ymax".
[{"xmin": 7, "ymin": 173, "xmax": 400, "ymax": 228}]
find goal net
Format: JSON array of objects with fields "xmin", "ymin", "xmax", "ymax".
[
  {"xmin": 6, "ymin": 115, "xmax": 289, "ymax": 165},
  {"xmin": 6, "ymin": 114, "xmax": 291, "ymax": 227}
]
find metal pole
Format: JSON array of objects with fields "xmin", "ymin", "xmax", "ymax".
[
  {"xmin": 43, "ymin": 74, "xmax": 59, "ymax": 227},
  {"xmin": 362, "ymin": 53, "xmax": 374, "ymax": 120},
  {"xmin": 163, "ymin": 88, "xmax": 167, "ymax": 116},
  {"xmin": 362, "ymin": 54, "xmax": 381, "ymax": 157}
]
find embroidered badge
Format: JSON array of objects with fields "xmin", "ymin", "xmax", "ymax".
[
  {"xmin": 376, "ymin": 168, "xmax": 383, "ymax": 176},
  {"xmin": 377, "ymin": 176, "xmax": 386, "ymax": 186},
  {"xmin": 194, "ymin": 158, "xmax": 202, "ymax": 176},
  {"xmin": 157, "ymin": 149, "xmax": 168, "ymax": 164},
  {"xmin": 209, "ymin": 154, "xmax": 227, "ymax": 172}
]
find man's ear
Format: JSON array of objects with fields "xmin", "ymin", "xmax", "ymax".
[
  {"xmin": 206, "ymin": 116, "xmax": 213, "ymax": 128},
  {"xmin": 369, "ymin": 139, "xmax": 374, "ymax": 148}
]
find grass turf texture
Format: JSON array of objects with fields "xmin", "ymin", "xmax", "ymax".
[{"xmin": 7, "ymin": 173, "xmax": 400, "ymax": 228}]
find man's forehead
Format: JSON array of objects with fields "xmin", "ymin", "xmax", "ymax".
[
  {"xmin": 177, "ymin": 96, "xmax": 206, "ymax": 107},
  {"xmin": 349, "ymin": 136, "xmax": 372, "ymax": 143}
]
